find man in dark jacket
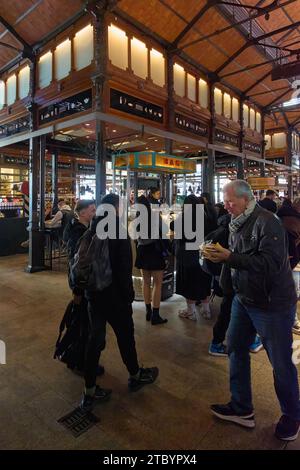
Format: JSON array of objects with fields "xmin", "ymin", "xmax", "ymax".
[
  {"xmin": 62, "ymin": 199, "xmax": 105, "ymax": 377},
  {"xmin": 258, "ymin": 189, "xmax": 277, "ymax": 213},
  {"xmin": 204, "ymin": 180, "xmax": 300, "ymax": 441},
  {"xmin": 81, "ymin": 194, "xmax": 159, "ymax": 411}
]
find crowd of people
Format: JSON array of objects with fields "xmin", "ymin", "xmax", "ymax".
[{"xmin": 53, "ymin": 181, "xmax": 300, "ymax": 442}]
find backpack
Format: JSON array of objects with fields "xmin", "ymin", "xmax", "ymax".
[
  {"xmin": 70, "ymin": 229, "xmax": 112, "ymax": 292},
  {"xmin": 53, "ymin": 300, "xmax": 88, "ymax": 370}
]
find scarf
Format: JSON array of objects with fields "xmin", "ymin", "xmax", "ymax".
[{"xmin": 229, "ymin": 199, "xmax": 257, "ymax": 234}]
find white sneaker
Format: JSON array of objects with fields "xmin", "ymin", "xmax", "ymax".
[
  {"xmin": 178, "ymin": 309, "xmax": 189, "ymax": 318},
  {"xmin": 198, "ymin": 304, "xmax": 212, "ymax": 320}
]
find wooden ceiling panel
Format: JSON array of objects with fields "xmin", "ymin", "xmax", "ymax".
[
  {"xmin": 226, "ymin": 74, "xmax": 261, "ymax": 93},
  {"xmin": 0, "ymin": 0, "xmax": 36, "ymax": 25},
  {"xmin": 256, "ymin": 10, "xmax": 292, "ymax": 35},
  {"xmin": 186, "ymin": 43, "xmax": 228, "ymax": 72},
  {"xmin": 14, "ymin": 0, "xmax": 83, "ymax": 45},
  {"xmin": 163, "ymin": 0, "xmax": 207, "ymax": 23},
  {"xmin": 118, "ymin": 0, "xmax": 186, "ymax": 42}
]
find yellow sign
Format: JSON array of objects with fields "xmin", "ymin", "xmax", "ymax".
[
  {"xmin": 155, "ymin": 155, "xmax": 196, "ymax": 173},
  {"xmin": 247, "ymin": 176, "xmax": 276, "ymax": 189},
  {"xmin": 114, "ymin": 154, "xmax": 134, "ymax": 168}
]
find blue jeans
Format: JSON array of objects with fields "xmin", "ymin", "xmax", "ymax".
[{"xmin": 228, "ymin": 295, "xmax": 300, "ymax": 420}]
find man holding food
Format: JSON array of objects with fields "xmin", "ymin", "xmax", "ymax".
[{"xmin": 203, "ymin": 179, "xmax": 300, "ymax": 441}]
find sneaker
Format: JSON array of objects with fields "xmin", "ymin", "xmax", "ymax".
[
  {"xmin": 249, "ymin": 335, "xmax": 263, "ymax": 353},
  {"xmin": 151, "ymin": 316, "xmax": 168, "ymax": 325},
  {"xmin": 293, "ymin": 320, "xmax": 300, "ymax": 335},
  {"xmin": 178, "ymin": 310, "xmax": 196, "ymax": 321},
  {"xmin": 211, "ymin": 403, "xmax": 255, "ymax": 428},
  {"xmin": 209, "ymin": 342, "xmax": 228, "ymax": 357},
  {"xmin": 275, "ymin": 415, "xmax": 300, "ymax": 441},
  {"xmin": 80, "ymin": 386, "xmax": 112, "ymax": 411},
  {"xmin": 128, "ymin": 367, "xmax": 159, "ymax": 392},
  {"xmin": 198, "ymin": 304, "xmax": 212, "ymax": 320}
]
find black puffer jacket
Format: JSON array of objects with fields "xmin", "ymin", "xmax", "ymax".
[
  {"xmin": 63, "ymin": 218, "xmax": 88, "ymax": 262},
  {"xmin": 221, "ymin": 205, "xmax": 296, "ymax": 309},
  {"xmin": 87, "ymin": 216, "xmax": 135, "ymax": 306}
]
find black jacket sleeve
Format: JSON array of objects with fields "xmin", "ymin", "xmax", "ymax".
[
  {"xmin": 226, "ymin": 215, "xmax": 286, "ymax": 277},
  {"xmin": 114, "ymin": 238, "xmax": 135, "ymax": 304}
]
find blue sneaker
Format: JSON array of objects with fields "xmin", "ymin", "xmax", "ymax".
[
  {"xmin": 249, "ymin": 335, "xmax": 263, "ymax": 353},
  {"xmin": 209, "ymin": 342, "xmax": 228, "ymax": 357}
]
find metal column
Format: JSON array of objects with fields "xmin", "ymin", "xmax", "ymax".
[
  {"xmin": 236, "ymin": 157, "xmax": 244, "ymax": 180},
  {"xmin": 95, "ymin": 118, "xmax": 106, "ymax": 205},
  {"xmin": 287, "ymin": 129, "xmax": 293, "ymax": 200},
  {"xmin": 39, "ymin": 135, "xmax": 46, "ymax": 231},
  {"xmin": 51, "ymin": 149, "xmax": 58, "ymax": 211},
  {"xmin": 26, "ymin": 137, "xmax": 45, "ymax": 273},
  {"xmin": 207, "ymin": 149, "xmax": 216, "ymax": 204}
]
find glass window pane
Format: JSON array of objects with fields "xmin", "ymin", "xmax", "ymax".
[
  {"xmin": 150, "ymin": 48, "xmax": 165, "ymax": 87},
  {"xmin": 108, "ymin": 24, "xmax": 128, "ymax": 70},
  {"xmin": 187, "ymin": 73, "xmax": 196, "ymax": 102},
  {"xmin": 55, "ymin": 39, "xmax": 71, "ymax": 80},
  {"xmin": 273, "ymin": 132, "xmax": 286, "ymax": 148},
  {"xmin": 131, "ymin": 37, "xmax": 147, "ymax": 79},
  {"xmin": 173, "ymin": 63, "xmax": 185, "ymax": 97},
  {"xmin": 256, "ymin": 112, "xmax": 261, "ymax": 132},
  {"xmin": 214, "ymin": 88, "xmax": 222, "ymax": 115},
  {"xmin": 265, "ymin": 134, "xmax": 271, "ymax": 150},
  {"xmin": 199, "ymin": 79, "xmax": 208, "ymax": 108},
  {"xmin": 223, "ymin": 92, "xmax": 231, "ymax": 119},
  {"xmin": 39, "ymin": 51, "xmax": 52, "ymax": 89},
  {"xmin": 74, "ymin": 24, "xmax": 93, "ymax": 71},
  {"xmin": 243, "ymin": 104, "xmax": 249, "ymax": 128},
  {"xmin": 232, "ymin": 97, "xmax": 239, "ymax": 122},
  {"xmin": 250, "ymin": 108, "xmax": 256, "ymax": 130},
  {"xmin": 18, "ymin": 65, "xmax": 30, "ymax": 100},
  {"xmin": 7, "ymin": 74, "xmax": 16, "ymax": 105},
  {"xmin": 0, "ymin": 80, "xmax": 5, "ymax": 109}
]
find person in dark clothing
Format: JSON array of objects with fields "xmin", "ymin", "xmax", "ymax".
[
  {"xmin": 277, "ymin": 198, "xmax": 300, "ymax": 270},
  {"xmin": 62, "ymin": 199, "xmax": 106, "ymax": 377},
  {"xmin": 258, "ymin": 189, "xmax": 277, "ymax": 213},
  {"xmin": 81, "ymin": 194, "xmax": 159, "ymax": 411},
  {"xmin": 135, "ymin": 195, "xmax": 168, "ymax": 325},
  {"xmin": 277, "ymin": 197, "xmax": 300, "ymax": 334},
  {"xmin": 201, "ymin": 192, "xmax": 218, "ymax": 234},
  {"xmin": 215, "ymin": 203, "xmax": 228, "ymax": 220},
  {"xmin": 148, "ymin": 186, "xmax": 161, "ymax": 206},
  {"xmin": 204, "ymin": 180, "xmax": 300, "ymax": 441},
  {"xmin": 172, "ymin": 195, "xmax": 212, "ymax": 321}
]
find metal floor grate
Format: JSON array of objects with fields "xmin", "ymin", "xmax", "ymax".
[{"xmin": 57, "ymin": 407, "xmax": 100, "ymax": 437}]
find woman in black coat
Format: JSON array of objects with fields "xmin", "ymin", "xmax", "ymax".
[
  {"xmin": 134, "ymin": 195, "xmax": 168, "ymax": 325},
  {"xmin": 172, "ymin": 195, "xmax": 212, "ymax": 321}
]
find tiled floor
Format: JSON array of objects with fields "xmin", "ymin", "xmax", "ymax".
[{"xmin": 0, "ymin": 254, "xmax": 299, "ymax": 450}]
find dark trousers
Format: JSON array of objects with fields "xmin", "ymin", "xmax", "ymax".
[
  {"xmin": 228, "ymin": 295, "xmax": 300, "ymax": 419},
  {"xmin": 84, "ymin": 292, "xmax": 139, "ymax": 389},
  {"xmin": 212, "ymin": 294, "xmax": 234, "ymax": 344}
]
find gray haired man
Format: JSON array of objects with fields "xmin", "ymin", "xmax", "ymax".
[{"xmin": 204, "ymin": 180, "xmax": 300, "ymax": 441}]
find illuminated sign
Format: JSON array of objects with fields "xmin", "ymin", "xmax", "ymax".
[
  {"xmin": 39, "ymin": 89, "xmax": 92, "ymax": 125},
  {"xmin": 110, "ymin": 89, "xmax": 164, "ymax": 123},
  {"xmin": 155, "ymin": 155, "xmax": 196, "ymax": 172},
  {"xmin": 113, "ymin": 152, "xmax": 196, "ymax": 173},
  {"xmin": 0, "ymin": 116, "xmax": 30, "ymax": 139},
  {"xmin": 247, "ymin": 176, "xmax": 276, "ymax": 189},
  {"xmin": 215, "ymin": 129, "xmax": 239, "ymax": 147},
  {"xmin": 175, "ymin": 113, "xmax": 207, "ymax": 137}
]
